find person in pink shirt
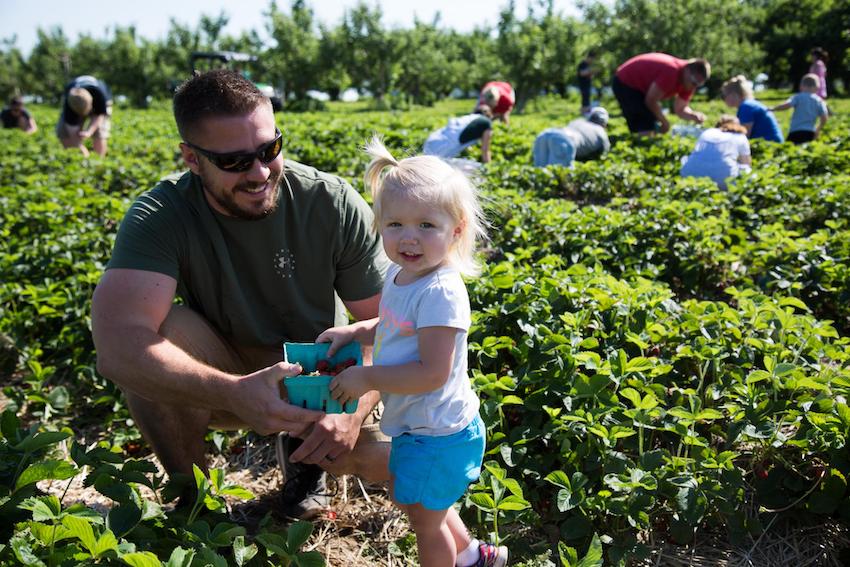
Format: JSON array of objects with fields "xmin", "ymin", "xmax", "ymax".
[
  {"xmin": 809, "ymin": 47, "xmax": 828, "ymax": 99},
  {"xmin": 477, "ymin": 81, "xmax": 515, "ymax": 125},
  {"xmin": 613, "ymin": 52, "xmax": 710, "ymax": 136}
]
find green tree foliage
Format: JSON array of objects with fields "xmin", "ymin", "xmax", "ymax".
[
  {"xmin": 0, "ymin": 39, "xmax": 29, "ymax": 102},
  {"xmin": 581, "ymin": 0, "xmax": 764, "ymax": 94},
  {"xmin": 0, "ymin": 0, "xmax": 844, "ymax": 107},
  {"xmin": 497, "ymin": 0, "xmax": 582, "ymax": 112},
  {"xmin": 267, "ymin": 0, "xmax": 320, "ymax": 102},
  {"xmin": 316, "ymin": 24, "xmax": 351, "ymax": 100},
  {"xmin": 395, "ymin": 19, "xmax": 457, "ymax": 105},
  {"xmin": 338, "ymin": 2, "xmax": 399, "ymax": 104},
  {"xmin": 23, "ymin": 27, "xmax": 73, "ymax": 104},
  {"xmin": 756, "ymin": 0, "xmax": 849, "ymax": 94}
]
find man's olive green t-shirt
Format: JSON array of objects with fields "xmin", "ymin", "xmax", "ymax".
[{"xmin": 107, "ymin": 160, "xmax": 388, "ymax": 348}]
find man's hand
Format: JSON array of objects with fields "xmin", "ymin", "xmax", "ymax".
[
  {"xmin": 288, "ymin": 411, "xmax": 363, "ymax": 464},
  {"xmin": 79, "ymin": 129, "xmax": 92, "ymax": 139},
  {"xmin": 658, "ymin": 118, "xmax": 671, "ymax": 134},
  {"xmin": 329, "ymin": 366, "xmax": 372, "ymax": 406},
  {"xmin": 691, "ymin": 111, "xmax": 706, "ymax": 124},
  {"xmin": 228, "ymin": 362, "xmax": 324, "ymax": 435}
]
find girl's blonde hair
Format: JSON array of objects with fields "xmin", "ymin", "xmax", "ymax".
[
  {"xmin": 363, "ymin": 136, "xmax": 488, "ymax": 277},
  {"xmin": 720, "ymin": 75, "xmax": 754, "ymax": 100}
]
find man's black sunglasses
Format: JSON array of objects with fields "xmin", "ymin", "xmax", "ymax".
[{"xmin": 184, "ymin": 128, "xmax": 283, "ymax": 172}]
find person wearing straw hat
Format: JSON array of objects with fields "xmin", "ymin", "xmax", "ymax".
[{"xmin": 56, "ymin": 75, "xmax": 113, "ymax": 156}]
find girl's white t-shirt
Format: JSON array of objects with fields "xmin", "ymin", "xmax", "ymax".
[
  {"xmin": 374, "ymin": 263, "xmax": 480, "ymax": 437},
  {"xmin": 680, "ymin": 127, "xmax": 750, "ymax": 188}
]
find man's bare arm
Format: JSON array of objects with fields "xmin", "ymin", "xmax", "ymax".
[{"xmin": 91, "ymin": 268, "xmax": 322, "ymax": 434}]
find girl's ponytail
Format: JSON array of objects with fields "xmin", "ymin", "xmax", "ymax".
[{"xmin": 364, "ymin": 136, "xmax": 399, "ymax": 201}]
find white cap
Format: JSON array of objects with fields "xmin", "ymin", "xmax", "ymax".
[{"xmin": 588, "ymin": 106, "xmax": 609, "ymax": 126}]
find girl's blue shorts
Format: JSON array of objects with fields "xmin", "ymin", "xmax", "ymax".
[{"xmin": 389, "ymin": 414, "xmax": 486, "ymax": 510}]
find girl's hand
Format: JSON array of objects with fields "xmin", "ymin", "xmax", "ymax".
[
  {"xmin": 329, "ymin": 367, "xmax": 372, "ymax": 406},
  {"xmin": 316, "ymin": 324, "xmax": 357, "ymax": 357}
]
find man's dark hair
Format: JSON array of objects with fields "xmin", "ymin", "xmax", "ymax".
[
  {"xmin": 9, "ymin": 95, "xmax": 23, "ymax": 106},
  {"xmin": 173, "ymin": 69, "xmax": 269, "ymax": 141}
]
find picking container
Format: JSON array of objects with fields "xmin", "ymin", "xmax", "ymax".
[{"xmin": 282, "ymin": 341, "xmax": 361, "ymax": 414}]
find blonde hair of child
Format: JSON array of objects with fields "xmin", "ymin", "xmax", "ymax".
[
  {"xmin": 721, "ymin": 75, "xmax": 753, "ymax": 100},
  {"xmin": 363, "ymin": 137, "xmax": 488, "ymax": 277},
  {"xmin": 801, "ymin": 73, "xmax": 820, "ymax": 91}
]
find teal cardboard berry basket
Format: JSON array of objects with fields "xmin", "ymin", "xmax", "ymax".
[{"xmin": 282, "ymin": 341, "xmax": 361, "ymax": 414}]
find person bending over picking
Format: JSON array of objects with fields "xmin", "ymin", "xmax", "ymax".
[{"xmin": 316, "ymin": 138, "xmax": 508, "ymax": 567}]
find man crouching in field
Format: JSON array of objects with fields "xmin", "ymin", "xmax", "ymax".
[{"xmin": 91, "ymin": 69, "xmax": 390, "ymax": 518}]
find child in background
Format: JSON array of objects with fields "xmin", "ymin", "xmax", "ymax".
[
  {"xmin": 318, "ymin": 138, "xmax": 507, "ymax": 567},
  {"xmin": 720, "ymin": 75, "xmax": 783, "ymax": 143},
  {"xmin": 770, "ymin": 74, "xmax": 829, "ymax": 145},
  {"xmin": 809, "ymin": 47, "xmax": 828, "ymax": 99}
]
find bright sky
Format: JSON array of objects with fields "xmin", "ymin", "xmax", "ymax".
[{"xmin": 1, "ymin": 0, "xmax": 583, "ymax": 56}]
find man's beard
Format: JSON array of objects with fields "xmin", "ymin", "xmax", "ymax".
[{"xmin": 199, "ymin": 166, "xmax": 283, "ymax": 220}]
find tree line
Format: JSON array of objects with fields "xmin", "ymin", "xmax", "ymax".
[{"xmin": 1, "ymin": 0, "xmax": 846, "ymax": 110}]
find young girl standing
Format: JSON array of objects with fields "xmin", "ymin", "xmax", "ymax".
[{"xmin": 317, "ymin": 138, "xmax": 508, "ymax": 567}]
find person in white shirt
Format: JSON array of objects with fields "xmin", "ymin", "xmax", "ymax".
[
  {"xmin": 317, "ymin": 139, "xmax": 508, "ymax": 567},
  {"xmin": 423, "ymin": 105, "xmax": 493, "ymax": 163},
  {"xmin": 680, "ymin": 115, "xmax": 751, "ymax": 189}
]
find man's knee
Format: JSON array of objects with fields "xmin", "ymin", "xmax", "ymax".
[{"xmin": 324, "ymin": 422, "xmax": 391, "ymax": 482}]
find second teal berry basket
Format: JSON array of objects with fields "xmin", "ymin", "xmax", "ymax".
[{"xmin": 282, "ymin": 341, "xmax": 361, "ymax": 414}]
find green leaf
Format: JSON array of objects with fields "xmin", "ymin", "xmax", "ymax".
[
  {"xmin": 778, "ymin": 297, "xmax": 809, "ymax": 311},
  {"xmin": 256, "ymin": 533, "xmax": 290, "ymax": 557},
  {"xmin": 294, "ymin": 550, "xmax": 326, "ymax": 567},
  {"xmin": 576, "ymin": 533, "xmax": 603, "ymax": 567},
  {"xmin": 19, "ymin": 496, "xmax": 63, "ymax": 521},
  {"xmin": 122, "ymin": 551, "xmax": 163, "ymax": 567},
  {"xmin": 559, "ymin": 541, "xmax": 579, "ymax": 566},
  {"xmin": 16, "ymin": 459, "xmax": 78, "ymax": 490},
  {"xmin": 287, "ymin": 520, "xmax": 314, "ymax": 551},
  {"xmin": 233, "ymin": 536, "xmax": 258, "ymax": 566},
  {"xmin": 544, "ymin": 470, "xmax": 571, "ymax": 489},
  {"xmin": 13, "ymin": 431, "xmax": 71, "ymax": 452},
  {"xmin": 625, "ymin": 357, "xmax": 654, "ymax": 373},
  {"xmin": 93, "ymin": 530, "xmax": 119, "ymax": 557},
  {"xmin": 164, "ymin": 547, "xmax": 195, "ymax": 567},
  {"xmin": 62, "ymin": 515, "xmax": 97, "ymax": 554},
  {"xmin": 1, "ymin": 410, "xmax": 21, "ymax": 441},
  {"xmin": 107, "ymin": 501, "xmax": 143, "ymax": 538},
  {"xmin": 10, "ymin": 534, "xmax": 47, "ymax": 567},
  {"xmin": 469, "ymin": 492, "xmax": 496, "ymax": 510},
  {"xmin": 497, "ymin": 495, "xmax": 530, "ymax": 511},
  {"xmin": 219, "ymin": 486, "xmax": 254, "ymax": 500}
]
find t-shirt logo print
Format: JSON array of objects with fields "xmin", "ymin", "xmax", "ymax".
[{"xmin": 274, "ymin": 249, "xmax": 296, "ymax": 278}]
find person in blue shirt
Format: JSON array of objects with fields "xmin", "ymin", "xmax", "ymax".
[
  {"xmin": 720, "ymin": 75, "xmax": 783, "ymax": 143},
  {"xmin": 770, "ymin": 74, "xmax": 829, "ymax": 145}
]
